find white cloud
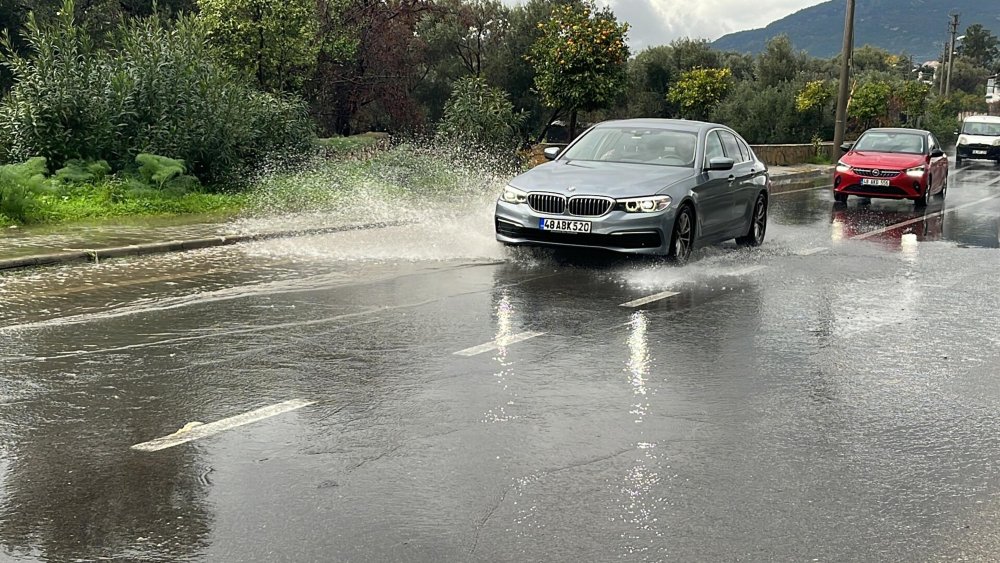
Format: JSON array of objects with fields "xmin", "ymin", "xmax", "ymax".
[{"xmin": 598, "ymin": 0, "xmax": 824, "ymax": 51}]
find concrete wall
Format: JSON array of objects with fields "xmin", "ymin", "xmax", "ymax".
[
  {"xmin": 529, "ymin": 142, "xmax": 835, "ymax": 167},
  {"xmin": 749, "ymin": 143, "xmax": 835, "ymax": 166}
]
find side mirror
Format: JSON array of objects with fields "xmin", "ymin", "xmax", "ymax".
[
  {"xmin": 840, "ymin": 142, "xmax": 854, "ymax": 152},
  {"xmin": 930, "ymin": 148, "xmax": 945, "ymax": 158},
  {"xmin": 543, "ymin": 146, "xmax": 561, "ymax": 160},
  {"xmin": 707, "ymin": 157, "xmax": 735, "ymax": 171}
]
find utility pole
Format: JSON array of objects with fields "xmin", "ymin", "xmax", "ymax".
[
  {"xmin": 833, "ymin": 0, "xmax": 856, "ymax": 160},
  {"xmin": 945, "ymin": 12, "xmax": 959, "ymax": 97}
]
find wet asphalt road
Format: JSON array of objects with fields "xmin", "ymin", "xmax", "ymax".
[{"xmin": 2, "ymin": 162, "xmax": 1000, "ymax": 562}]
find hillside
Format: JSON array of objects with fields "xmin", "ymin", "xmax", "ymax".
[{"xmin": 712, "ymin": 0, "xmax": 1000, "ymax": 62}]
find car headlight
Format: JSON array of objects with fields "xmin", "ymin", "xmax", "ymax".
[
  {"xmin": 500, "ymin": 185, "xmax": 527, "ymax": 204},
  {"xmin": 836, "ymin": 160, "xmax": 852, "ymax": 173},
  {"xmin": 617, "ymin": 195, "xmax": 672, "ymax": 213},
  {"xmin": 958, "ymin": 135, "xmax": 969, "ymax": 145},
  {"xmin": 993, "ymin": 139, "xmax": 1000, "ymax": 147},
  {"xmin": 906, "ymin": 165, "xmax": 926, "ymax": 178}
]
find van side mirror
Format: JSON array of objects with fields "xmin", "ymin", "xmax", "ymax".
[{"xmin": 543, "ymin": 146, "xmax": 561, "ymax": 160}]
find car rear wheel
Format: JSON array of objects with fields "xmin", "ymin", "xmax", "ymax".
[
  {"xmin": 736, "ymin": 193, "xmax": 767, "ymax": 247},
  {"xmin": 667, "ymin": 205, "xmax": 694, "ymax": 263}
]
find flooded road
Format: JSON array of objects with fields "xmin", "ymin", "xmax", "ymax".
[{"xmin": 2, "ymin": 162, "xmax": 1000, "ymax": 561}]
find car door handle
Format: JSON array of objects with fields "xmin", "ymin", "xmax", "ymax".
[{"xmin": 727, "ymin": 175, "xmax": 736, "ymax": 184}]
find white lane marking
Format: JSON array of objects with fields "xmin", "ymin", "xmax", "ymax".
[
  {"xmin": 131, "ymin": 399, "xmax": 314, "ymax": 452},
  {"xmin": 620, "ymin": 290, "xmax": 681, "ymax": 308},
  {"xmin": 852, "ymin": 192, "xmax": 1000, "ymax": 240},
  {"xmin": 796, "ymin": 247, "xmax": 829, "ymax": 256},
  {"xmin": 453, "ymin": 331, "xmax": 545, "ymax": 356},
  {"xmin": 723, "ymin": 265, "xmax": 767, "ymax": 277}
]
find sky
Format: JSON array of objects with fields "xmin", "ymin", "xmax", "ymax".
[{"xmin": 600, "ymin": 0, "xmax": 824, "ymax": 51}]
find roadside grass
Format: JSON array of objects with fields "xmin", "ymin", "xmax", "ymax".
[
  {"xmin": 0, "ymin": 136, "xmax": 518, "ymax": 229},
  {"xmin": 0, "ymin": 179, "xmax": 244, "ymax": 227}
]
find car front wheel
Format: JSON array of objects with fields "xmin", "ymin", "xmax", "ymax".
[
  {"xmin": 736, "ymin": 193, "xmax": 767, "ymax": 247},
  {"xmin": 667, "ymin": 205, "xmax": 694, "ymax": 263}
]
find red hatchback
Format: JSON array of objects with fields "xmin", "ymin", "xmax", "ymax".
[{"xmin": 834, "ymin": 127, "xmax": 949, "ymax": 206}]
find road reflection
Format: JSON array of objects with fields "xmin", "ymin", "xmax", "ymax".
[{"xmin": 830, "ymin": 200, "xmax": 945, "ymax": 247}]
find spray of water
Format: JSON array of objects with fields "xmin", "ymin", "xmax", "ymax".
[{"xmin": 234, "ymin": 138, "xmax": 521, "ymax": 262}]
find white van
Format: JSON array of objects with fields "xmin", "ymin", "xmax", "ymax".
[{"xmin": 955, "ymin": 115, "xmax": 1000, "ymax": 166}]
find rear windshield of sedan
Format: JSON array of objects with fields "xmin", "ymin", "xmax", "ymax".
[
  {"xmin": 853, "ymin": 132, "xmax": 926, "ymax": 154},
  {"xmin": 560, "ymin": 127, "xmax": 698, "ymax": 167},
  {"xmin": 961, "ymin": 121, "xmax": 1000, "ymax": 136}
]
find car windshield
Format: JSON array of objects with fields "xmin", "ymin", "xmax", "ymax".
[
  {"xmin": 852, "ymin": 132, "xmax": 926, "ymax": 154},
  {"xmin": 961, "ymin": 121, "xmax": 1000, "ymax": 136},
  {"xmin": 560, "ymin": 127, "xmax": 698, "ymax": 167}
]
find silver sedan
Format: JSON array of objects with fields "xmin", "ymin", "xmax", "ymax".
[{"xmin": 495, "ymin": 118, "xmax": 771, "ymax": 262}]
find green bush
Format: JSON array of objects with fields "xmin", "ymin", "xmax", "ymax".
[
  {"xmin": 0, "ymin": 157, "xmax": 54, "ymax": 222},
  {"xmin": 54, "ymin": 159, "xmax": 112, "ymax": 184},
  {"xmin": 0, "ymin": 0, "xmax": 315, "ymax": 186},
  {"xmin": 437, "ymin": 76, "xmax": 524, "ymax": 152}
]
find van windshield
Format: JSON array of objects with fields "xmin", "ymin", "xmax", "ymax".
[{"xmin": 961, "ymin": 121, "xmax": 1000, "ymax": 136}]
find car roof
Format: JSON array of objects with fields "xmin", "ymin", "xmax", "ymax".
[
  {"xmin": 861, "ymin": 127, "xmax": 930, "ymax": 135},
  {"xmin": 591, "ymin": 118, "xmax": 725, "ymax": 134},
  {"xmin": 963, "ymin": 115, "xmax": 1000, "ymax": 123}
]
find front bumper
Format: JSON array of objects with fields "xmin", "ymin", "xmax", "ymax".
[
  {"xmin": 494, "ymin": 200, "xmax": 675, "ymax": 255},
  {"xmin": 956, "ymin": 144, "xmax": 1000, "ymax": 161},
  {"xmin": 833, "ymin": 171, "xmax": 926, "ymax": 200}
]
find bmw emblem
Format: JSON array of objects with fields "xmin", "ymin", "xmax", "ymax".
[{"xmin": 568, "ymin": 186, "xmax": 576, "ymax": 192}]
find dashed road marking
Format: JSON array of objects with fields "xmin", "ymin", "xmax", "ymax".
[
  {"xmin": 620, "ymin": 290, "xmax": 681, "ymax": 308},
  {"xmin": 453, "ymin": 331, "xmax": 545, "ymax": 356},
  {"xmin": 131, "ymin": 399, "xmax": 315, "ymax": 452},
  {"xmin": 796, "ymin": 247, "xmax": 829, "ymax": 256},
  {"xmin": 722, "ymin": 265, "xmax": 767, "ymax": 277}
]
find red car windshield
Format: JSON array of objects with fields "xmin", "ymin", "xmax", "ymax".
[{"xmin": 852, "ymin": 132, "xmax": 925, "ymax": 155}]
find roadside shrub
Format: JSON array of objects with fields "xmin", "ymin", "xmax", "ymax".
[
  {"xmin": 54, "ymin": 160, "xmax": 112, "ymax": 184},
  {"xmin": 923, "ymin": 97, "xmax": 961, "ymax": 146},
  {"xmin": 437, "ymin": 76, "xmax": 524, "ymax": 153},
  {"xmin": 0, "ymin": 157, "xmax": 54, "ymax": 222},
  {"xmin": 0, "ymin": 0, "xmax": 315, "ymax": 186}
]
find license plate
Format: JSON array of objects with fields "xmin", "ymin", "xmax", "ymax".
[
  {"xmin": 974, "ymin": 150, "xmax": 988, "ymax": 155},
  {"xmin": 539, "ymin": 218, "xmax": 591, "ymax": 233},
  {"xmin": 861, "ymin": 178, "xmax": 890, "ymax": 186}
]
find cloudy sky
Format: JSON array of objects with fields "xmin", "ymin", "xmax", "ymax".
[{"xmin": 600, "ymin": 0, "xmax": 824, "ymax": 51}]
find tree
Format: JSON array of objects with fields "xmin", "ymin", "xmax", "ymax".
[
  {"xmin": 197, "ymin": 0, "xmax": 320, "ymax": 92},
  {"xmin": 667, "ymin": 67, "xmax": 732, "ymax": 121},
  {"xmin": 849, "ymin": 80, "xmax": 892, "ymax": 129},
  {"xmin": 527, "ymin": 0, "xmax": 629, "ymax": 139},
  {"xmin": 898, "ymin": 81, "xmax": 929, "ymax": 126},
  {"xmin": 437, "ymin": 75, "xmax": 523, "ymax": 149},
  {"xmin": 414, "ymin": 0, "xmax": 509, "ymax": 123},
  {"xmin": 667, "ymin": 38, "xmax": 720, "ymax": 73},
  {"xmin": 309, "ymin": 0, "xmax": 434, "ymax": 135},
  {"xmin": 757, "ymin": 35, "xmax": 803, "ymax": 87},
  {"xmin": 958, "ymin": 24, "xmax": 999, "ymax": 71}
]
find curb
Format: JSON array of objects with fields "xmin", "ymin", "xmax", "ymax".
[
  {"xmin": 0, "ymin": 220, "xmax": 410, "ymax": 273},
  {"xmin": 770, "ymin": 167, "xmax": 833, "ymax": 188}
]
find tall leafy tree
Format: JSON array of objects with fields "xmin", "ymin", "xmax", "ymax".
[
  {"xmin": 527, "ymin": 0, "xmax": 628, "ymax": 139},
  {"xmin": 757, "ymin": 35, "xmax": 804, "ymax": 87},
  {"xmin": 310, "ymin": 0, "xmax": 433, "ymax": 135},
  {"xmin": 667, "ymin": 67, "xmax": 732, "ymax": 121},
  {"xmin": 958, "ymin": 24, "xmax": 999, "ymax": 71},
  {"xmin": 197, "ymin": 0, "xmax": 320, "ymax": 92}
]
